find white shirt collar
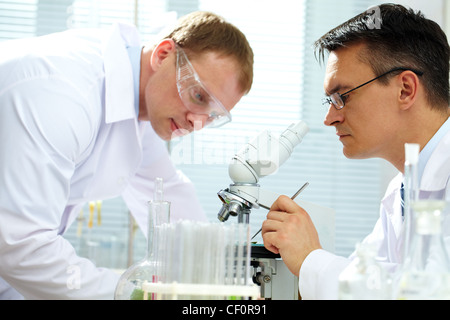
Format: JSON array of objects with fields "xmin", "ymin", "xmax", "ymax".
[{"xmin": 102, "ymin": 23, "xmax": 141, "ymax": 124}]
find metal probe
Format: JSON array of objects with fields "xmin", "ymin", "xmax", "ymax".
[{"xmin": 251, "ymin": 182, "xmax": 309, "ymax": 240}]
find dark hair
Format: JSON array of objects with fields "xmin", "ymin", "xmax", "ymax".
[{"xmin": 314, "ymin": 3, "xmax": 450, "ymax": 110}]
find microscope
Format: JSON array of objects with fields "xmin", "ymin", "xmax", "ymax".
[{"xmin": 217, "ymin": 121, "xmax": 335, "ymax": 300}]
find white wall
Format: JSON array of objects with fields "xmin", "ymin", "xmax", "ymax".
[{"xmin": 395, "ymin": 0, "xmax": 445, "ymax": 28}]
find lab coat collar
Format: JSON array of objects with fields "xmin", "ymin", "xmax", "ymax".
[
  {"xmin": 102, "ymin": 23, "xmax": 141, "ymax": 124},
  {"xmin": 421, "ymin": 124, "xmax": 450, "ymax": 191},
  {"xmin": 382, "ymin": 173, "xmax": 403, "ymax": 219},
  {"xmin": 382, "ymin": 122, "xmax": 450, "ymax": 201},
  {"xmin": 381, "ymin": 126, "xmax": 450, "ymax": 239}
]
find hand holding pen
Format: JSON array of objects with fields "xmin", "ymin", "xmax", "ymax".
[{"xmin": 251, "ymin": 182, "xmax": 309, "ymax": 240}]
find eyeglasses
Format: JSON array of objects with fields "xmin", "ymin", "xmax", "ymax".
[
  {"xmin": 176, "ymin": 46, "xmax": 232, "ymax": 128},
  {"xmin": 323, "ymin": 67, "xmax": 424, "ymax": 110}
]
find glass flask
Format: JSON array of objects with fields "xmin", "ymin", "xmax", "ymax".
[
  {"xmin": 338, "ymin": 243, "xmax": 392, "ymax": 300},
  {"xmin": 114, "ymin": 200, "xmax": 170, "ymax": 300},
  {"xmin": 396, "ymin": 200, "xmax": 450, "ymax": 299},
  {"xmin": 399, "ymin": 143, "xmax": 420, "ymax": 261}
]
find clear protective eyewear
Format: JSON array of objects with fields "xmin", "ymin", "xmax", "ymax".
[
  {"xmin": 323, "ymin": 67, "xmax": 424, "ymax": 110},
  {"xmin": 176, "ymin": 46, "xmax": 232, "ymax": 128}
]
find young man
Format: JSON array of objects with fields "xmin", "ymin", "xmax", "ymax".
[
  {"xmin": 0, "ymin": 11, "xmax": 253, "ymax": 299},
  {"xmin": 262, "ymin": 4, "xmax": 449, "ymax": 299}
]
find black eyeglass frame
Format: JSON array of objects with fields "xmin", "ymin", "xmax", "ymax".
[{"xmin": 323, "ymin": 67, "xmax": 424, "ymax": 110}]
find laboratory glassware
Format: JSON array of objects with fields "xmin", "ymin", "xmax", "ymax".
[
  {"xmin": 139, "ymin": 220, "xmax": 256, "ymax": 300},
  {"xmin": 396, "ymin": 199, "xmax": 450, "ymax": 299},
  {"xmin": 338, "ymin": 242, "xmax": 392, "ymax": 300},
  {"xmin": 114, "ymin": 200, "xmax": 170, "ymax": 300},
  {"xmin": 399, "ymin": 143, "xmax": 420, "ymax": 262},
  {"xmin": 395, "ymin": 143, "xmax": 450, "ymax": 299}
]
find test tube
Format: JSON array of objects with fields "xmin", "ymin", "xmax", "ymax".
[{"xmin": 154, "ymin": 177, "xmax": 164, "ymax": 202}]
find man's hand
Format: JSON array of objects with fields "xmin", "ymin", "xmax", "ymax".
[{"xmin": 261, "ymin": 195, "xmax": 322, "ymax": 276}]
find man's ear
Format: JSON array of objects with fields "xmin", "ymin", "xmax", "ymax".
[
  {"xmin": 150, "ymin": 39, "xmax": 176, "ymax": 72},
  {"xmin": 397, "ymin": 70, "xmax": 420, "ymax": 111}
]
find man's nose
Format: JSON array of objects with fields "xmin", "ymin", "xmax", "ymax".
[
  {"xmin": 323, "ymin": 104, "xmax": 344, "ymax": 127},
  {"xmin": 186, "ymin": 113, "xmax": 208, "ymax": 131}
]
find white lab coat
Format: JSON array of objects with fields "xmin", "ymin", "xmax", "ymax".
[
  {"xmin": 299, "ymin": 126, "xmax": 450, "ymax": 300},
  {"xmin": 0, "ymin": 24, "xmax": 206, "ymax": 299}
]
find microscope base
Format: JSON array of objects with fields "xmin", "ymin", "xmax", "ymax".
[{"xmin": 251, "ymin": 245, "xmax": 299, "ymax": 300}]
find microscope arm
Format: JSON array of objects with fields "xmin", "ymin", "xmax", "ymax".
[
  {"xmin": 227, "ymin": 184, "xmax": 280, "ymax": 210},
  {"xmin": 256, "ymin": 188, "xmax": 281, "ymax": 210}
]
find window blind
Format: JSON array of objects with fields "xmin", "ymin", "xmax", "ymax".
[{"xmin": 0, "ymin": 0, "xmax": 37, "ymax": 41}]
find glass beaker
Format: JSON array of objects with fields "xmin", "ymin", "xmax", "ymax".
[
  {"xmin": 396, "ymin": 200, "xmax": 450, "ymax": 299},
  {"xmin": 114, "ymin": 200, "xmax": 170, "ymax": 300},
  {"xmin": 338, "ymin": 242, "xmax": 392, "ymax": 300}
]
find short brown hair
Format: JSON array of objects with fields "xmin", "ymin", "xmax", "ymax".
[{"xmin": 162, "ymin": 11, "xmax": 254, "ymax": 94}]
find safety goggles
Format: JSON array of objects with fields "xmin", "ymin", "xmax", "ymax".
[{"xmin": 176, "ymin": 46, "xmax": 232, "ymax": 128}]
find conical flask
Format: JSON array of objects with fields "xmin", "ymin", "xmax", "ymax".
[
  {"xmin": 396, "ymin": 200, "xmax": 450, "ymax": 299},
  {"xmin": 338, "ymin": 242, "xmax": 392, "ymax": 300},
  {"xmin": 114, "ymin": 178, "xmax": 170, "ymax": 300},
  {"xmin": 398, "ymin": 143, "xmax": 420, "ymax": 261}
]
